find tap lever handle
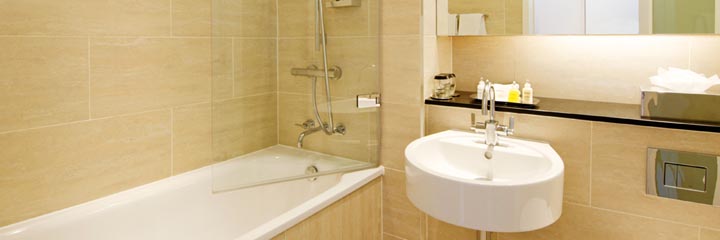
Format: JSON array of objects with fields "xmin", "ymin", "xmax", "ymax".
[
  {"xmin": 508, "ymin": 116, "xmax": 515, "ymax": 130},
  {"xmin": 295, "ymin": 120, "xmax": 316, "ymax": 129}
]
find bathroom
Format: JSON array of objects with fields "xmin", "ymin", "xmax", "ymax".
[{"xmin": 1, "ymin": 0, "xmax": 720, "ymax": 239}]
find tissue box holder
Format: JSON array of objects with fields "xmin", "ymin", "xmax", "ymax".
[{"xmin": 641, "ymin": 89, "xmax": 720, "ymax": 124}]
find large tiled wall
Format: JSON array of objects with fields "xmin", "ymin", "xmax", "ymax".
[
  {"xmin": 452, "ymin": 36, "xmax": 720, "ymax": 104},
  {"xmin": 276, "ymin": 0, "xmax": 380, "ymax": 163},
  {"xmin": 0, "ymin": 0, "xmax": 280, "ymax": 226},
  {"xmin": 425, "ymin": 105, "xmax": 720, "ymax": 240}
]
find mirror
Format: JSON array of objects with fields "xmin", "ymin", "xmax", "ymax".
[{"xmin": 437, "ymin": 0, "xmax": 720, "ymax": 36}]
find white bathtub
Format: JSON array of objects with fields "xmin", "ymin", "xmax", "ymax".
[{"xmin": 0, "ymin": 146, "xmax": 383, "ymax": 240}]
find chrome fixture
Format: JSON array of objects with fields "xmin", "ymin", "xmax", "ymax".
[
  {"xmin": 328, "ymin": 0, "xmax": 361, "ymax": 8},
  {"xmin": 306, "ymin": 165, "xmax": 319, "ymax": 181},
  {"xmin": 291, "ymin": 65, "xmax": 342, "ymax": 79},
  {"xmin": 356, "ymin": 93, "xmax": 381, "ymax": 109},
  {"xmin": 295, "ymin": 119, "xmax": 346, "ymax": 148},
  {"xmin": 471, "ymin": 85, "xmax": 515, "ymax": 158},
  {"xmin": 647, "ymin": 148, "xmax": 719, "ymax": 206}
]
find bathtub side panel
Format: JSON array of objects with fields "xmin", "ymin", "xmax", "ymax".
[{"xmin": 278, "ymin": 178, "xmax": 382, "ymax": 240}]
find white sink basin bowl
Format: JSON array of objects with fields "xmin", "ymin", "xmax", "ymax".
[{"xmin": 404, "ymin": 130, "xmax": 564, "ymax": 232}]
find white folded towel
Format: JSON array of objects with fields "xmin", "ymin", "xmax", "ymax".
[
  {"xmin": 448, "ymin": 14, "xmax": 458, "ymax": 36},
  {"xmin": 458, "ymin": 13, "xmax": 487, "ymax": 36}
]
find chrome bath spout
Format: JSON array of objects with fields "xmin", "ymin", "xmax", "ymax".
[{"xmin": 298, "ymin": 126, "xmax": 323, "ymax": 148}]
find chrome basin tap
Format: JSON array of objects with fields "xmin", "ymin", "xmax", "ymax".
[{"xmin": 470, "ymin": 85, "xmax": 516, "ymax": 156}]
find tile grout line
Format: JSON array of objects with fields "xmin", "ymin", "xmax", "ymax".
[
  {"xmin": 231, "ymin": 38, "xmax": 236, "ymax": 98},
  {"xmin": 589, "ymin": 121, "xmax": 593, "ymax": 206},
  {"xmin": 170, "ymin": 108, "xmax": 174, "ymax": 175},
  {"xmin": 566, "ymin": 201, "xmax": 704, "ymax": 229},
  {"xmin": 88, "ymin": 36, "xmax": 92, "ymax": 119}
]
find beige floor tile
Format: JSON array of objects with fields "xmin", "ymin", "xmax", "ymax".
[
  {"xmin": 0, "ymin": 0, "xmax": 171, "ymax": 36},
  {"xmin": 0, "ymin": 37, "xmax": 89, "ymax": 133},
  {"xmin": 173, "ymin": 0, "xmax": 211, "ymax": 36},
  {"xmin": 212, "ymin": 93, "xmax": 278, "ymax": 162},
  {"xmin": 383, "ymin": 169, "xmax": 426, "ymax": 240},
  {"xmin": 591, "ymin": 122, "xmax": 720, "ymax": 229},
  {"xmin": 0, "ymin": 110, "xmax": 171, "ymax": 226},
  {"xmin": 427, "ymin": 216, "xmax": 477, "ymax": 240},
  {"xmin": 499, "ymin": 203, "xmax": 698, "ymax": 240},
  {"xmin": 172, "ymin": 103, "xmax": 212, "ymax": 174},
  {"xmin": 233, "ymin": 38, "xmax": 277, "ymax": 97},
  {"xmin": 90, "ymin": 37, "xmax": 211, "ymax": 117}
]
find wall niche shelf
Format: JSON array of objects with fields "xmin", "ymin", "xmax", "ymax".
[{"xmin": 426, "ymin": 91, "xmax": 720, "ymax": 133}]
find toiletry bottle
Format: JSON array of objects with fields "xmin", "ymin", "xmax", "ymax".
[
  {"xmin": 477, "ymin": 77, "xmax": 486, "ymax": 99},
  {"xmin": 522, "ymin": 81, "xmax": 534, "ymax": 104},
  {"xmin": 508, "ymin": 81, "xmax": 521, "ymax": 103}
]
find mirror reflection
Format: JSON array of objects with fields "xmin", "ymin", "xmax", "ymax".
[{"xmin": 438, "ymin": 0, "xmax": 720, "ymax": 36}]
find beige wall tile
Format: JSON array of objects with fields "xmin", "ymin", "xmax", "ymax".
[
  {"xmin": 452, "ymin": 36, "xmax": 517, "ymax": 92},
  {"xmin": 381, "ymin": 36, "xmax": 423, "ymax": 105},
  {"xmin": 381, "ymin": 103, "xmax": 421, "ymax": 171},
  {"xmin": 427, "ymin": 216, "xmax": 477, "ymax": 240},
  {"xmin": 381, "ymin": 0, "xmax": 421, "ymax": 35},
  {"xmin": 278, "ymin": 39, "xmax": 317, "ymax": 94},
  {"xmin": 383, "ymin": 169, "xmax": 426, "ymax": 240},
  {"xmin": 212, "ymin": 93, "xmax": 277, "ymax": 161},
  {"xmin": 172, "ymin": 103, "xmax": 212, "ymax": 175},
  {"xmin": 452, "ymin": 36, "xmax": 691, "ymax": 104},
  {"xmin": 0, "ymin": 0, "xmax": 172, "ymax": 36},
  {"xmin": 325, "ymin": 37, "xmax": 379, "ymax": 98},
  {"xmin": 701, "ymin": 229, "xmax": 720, "ymax": 240},
  {"xmin": 212, "ymin": 38, "xmax": 234, "ymax": 100},
  {"xmin": 342, "ymin": 178, "xmax": 382, "ymax": 240},
  {"xmin": 0, "ymin": 37, "xmax": 89, "ymax": 133},
  {"xmin": 515, "ymin": 36, "xmax": 689, "ymax": 104},
  {"xmin": 591, "ymin": 122, "xmax": 720, "ymax": 229},
  {"xmin": 324, "ymin": 0, "xmax": 371, "ymax": 37},
  {"xmin": 425, "ymin": 105, "xmax": 479, "ymax": 134},
  {"xmin": 278, "ymin": 0, "xmax": 314, "ymax": 37},
  {"xmin": 212, "ymin": 0, "xmax": 276, "ymax": 37},
  {"xmin": 173, "ymin": 0, "xmax": 211, "ymax": 36},
  {"xmin": 233, "ymin": 38, "xmax": 277, "ymax": 97},
  {"xmin": 689, "ymin": 37, "xmax": 720, "ymax": 77},
  {"xmin": 90, "ymin": 37, "xmax": 211, "ymax": 117},
  {"xmin": 500, "ymin": 203, "xmax": 698, "ymax": 240},
  {"xmin": 0, "ymin": 110, "xmax": 171, "ymax": 226}
]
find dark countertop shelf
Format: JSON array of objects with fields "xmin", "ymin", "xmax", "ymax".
[{"xmin": 426, "ymin": 91, "xmax": 720, "ymax": 133}]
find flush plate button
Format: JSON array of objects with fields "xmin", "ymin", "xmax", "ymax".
[
  {"xmin": 663, "ymin": 163, "xmax": 707, "ymax": 192},
  {"xmin": 647, "ymin": 148, "xmax": 719, "ymax": 206}
]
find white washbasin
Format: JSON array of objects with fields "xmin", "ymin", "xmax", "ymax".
[{"xmin": 404, "ymin": 130, "xmax": 564, "ymax": 232}]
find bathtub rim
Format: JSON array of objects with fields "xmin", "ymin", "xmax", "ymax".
[{"xmin": 238, "ymin": 166, "xmax": 385, "ymax": 240}]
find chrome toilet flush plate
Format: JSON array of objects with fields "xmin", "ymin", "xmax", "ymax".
[{"xmin": 647, "ymin": 148, "xmax": 720, "ymax": 206}]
